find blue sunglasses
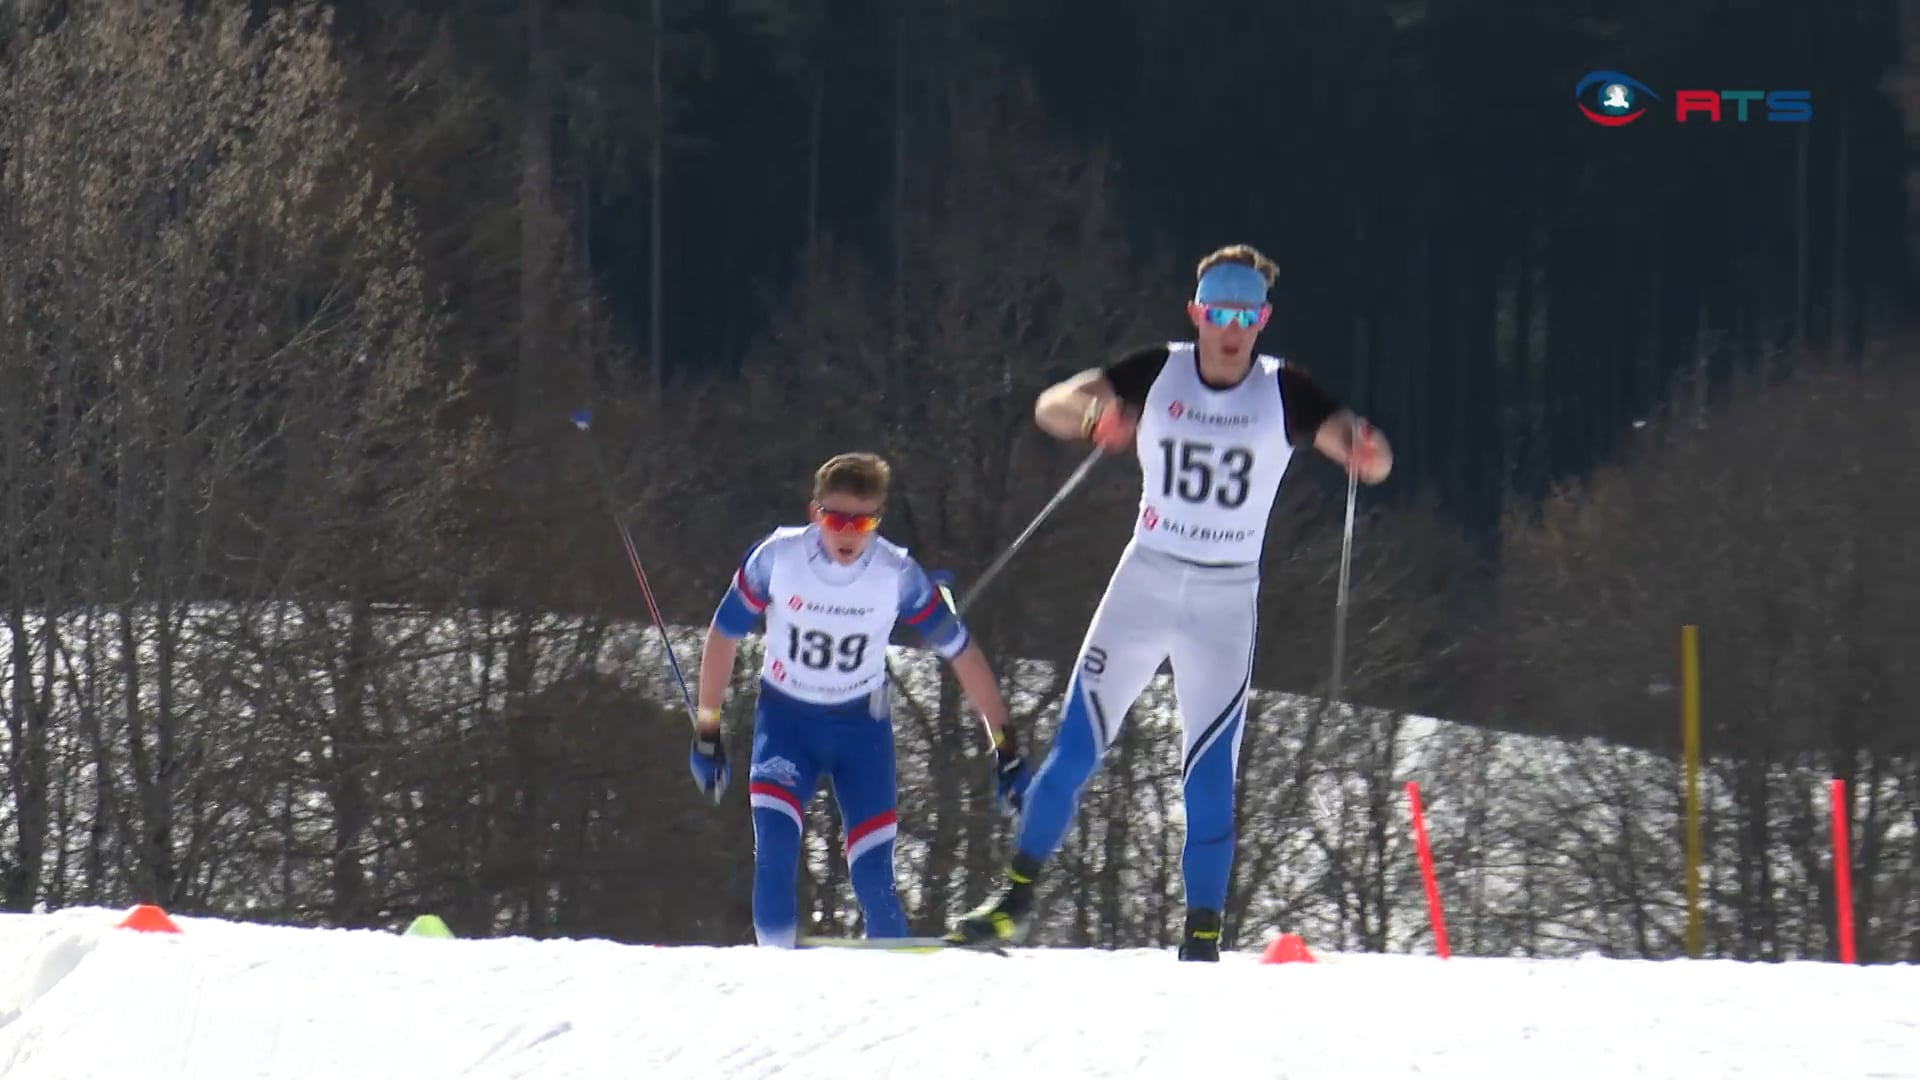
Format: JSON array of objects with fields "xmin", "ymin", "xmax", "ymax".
[{"xmin": 1200, "ymin": 305, "xmax": 1265, "ymax": 329}]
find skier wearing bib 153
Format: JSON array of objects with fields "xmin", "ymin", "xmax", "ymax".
[
  {"xmin": 691, "ymin": 452, "xmax": 1029, "ymax": 947},
  {"xmin": 946, "ymin": 244, "xmax": 1392, "ymax": 960}
]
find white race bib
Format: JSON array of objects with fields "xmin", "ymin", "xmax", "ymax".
[
  {"xmin": 757, "ymin": 533, "xmax": 903, "ymax": 705},
  {"xmin": 1130, "ymin": 345, "xmax": 1296, "ymax": 565}
]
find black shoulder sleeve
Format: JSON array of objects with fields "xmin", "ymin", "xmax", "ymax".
[
  {"xmin": 1278, "ymin": 363, "xmax": 1343, "ymax": 447},
  {"xmin": 1101, "ymin": 345, "xmax": 1172, "ymax": 409}
]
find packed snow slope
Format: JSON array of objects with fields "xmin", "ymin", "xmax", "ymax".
[{"xmin": 1, "ymin": 907, "xmax": 1916, "ymax": 1080}]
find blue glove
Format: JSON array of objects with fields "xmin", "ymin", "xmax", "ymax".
[
  {"xmin": 688, "ymin": 728, "xmax": 730, "ymax": 805},
  {"xmin": 993, "ymin": 727, "xmax": 1033, "ymax": 816}
]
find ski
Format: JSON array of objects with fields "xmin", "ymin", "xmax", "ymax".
[{"xmin": 797, "ymin": 935, "xmax": 1009, "ymax": 957}]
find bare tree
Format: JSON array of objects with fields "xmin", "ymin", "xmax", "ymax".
[
  {"xmin": 0, "ymin": 1, "xmax": 474, "ymax": 918},
  {"xmin": 1492, "ymin": 343, "xmax": 1920, "ymax": 962},
  {"xmin": 713, "ymin": 78, "xmax": 1165, "ymax": 937}
]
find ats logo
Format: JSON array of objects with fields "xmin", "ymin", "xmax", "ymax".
[
  {"xmin": 1576, "ymin": 70, "xmax": 1812, "ymax": 126},
  {"xmin": 787, "ymin": 594, "xmax": 804, "ymax": 611}
]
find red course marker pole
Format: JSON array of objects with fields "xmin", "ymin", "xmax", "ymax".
[
  {"xmin": 1829, "ymin": 778, "xmax": 1856, "ymax": 964},
  {"xmin": 1406, "ymin": 781, "xmax": 1451, "ymax": 960}
]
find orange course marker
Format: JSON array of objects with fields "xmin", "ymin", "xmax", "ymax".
[
  {"xmin": 117, "ymin": 904, "xmax": 183, "ymax": 934},
  {"xmin": 1261, "ymin": 933, "xmax": 1317, "ymax": 964}
]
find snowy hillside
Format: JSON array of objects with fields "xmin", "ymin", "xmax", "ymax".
[{"xmin": 2, "ymin": 907, "xmax": 1915, "ymax": 1079}]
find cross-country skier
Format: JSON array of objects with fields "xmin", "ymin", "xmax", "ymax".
[
  {"xmin": 692, "ymin": 451, "xmax": 1030, "ymax": 947},
  {"xmin": 945, "ymin": 244, "xmax": 1392, "ymax": 960}
]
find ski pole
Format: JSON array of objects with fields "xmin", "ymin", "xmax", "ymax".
[
  {"xmin": 947, "ymin": 446, "xmax": 1104, "ymax": 616},
  {"xmin": 1326, "ymin": 416, "xmax": 1361, "ymax": 709},
  {"xmin": 568, "ymin": 408, "xmax": 701, "ymax": 727}
]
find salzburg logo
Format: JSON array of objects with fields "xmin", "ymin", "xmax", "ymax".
[
  {"xmin": 769, "ymin": 659, "xmax": 787, "ymax": 681},
  {"xmin": 1575, "ymin": 70, "xmax": 1659, "ymax": 126},
  {"xmin": 1168, "ymin": 401, "xmax": 1185, "ymax": 419},
  {"xmin": 1141, "ymin": 506, "xmax": 1159, "ymax": 530},
  {"xmin": 787, "ymin": 594, "xmax": 804, "ymax": 611}
]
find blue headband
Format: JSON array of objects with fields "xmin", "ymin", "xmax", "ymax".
[{"xmin": 1194, "ymin": 262, "xmax": 1269, "ymax": 306}]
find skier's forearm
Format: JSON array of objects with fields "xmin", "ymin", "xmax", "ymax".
[
  {"xmin": 1314, "ymin": 409, "xmax": 1393, "ymax": 483},
  {"xmin": 696, "ymin": 629, "xmax": 739, "ymax": 733},
  {"xmin": 1034, "ymin": 370, "xmax": 1112, "ymax": 441},
  {"xmin": 1313, "ymin": 409, "xmax": 1354, "ymax": 462},
  {"xmin": 948, "ymin": 641, "xmax": 1011, "ymax": 744}
]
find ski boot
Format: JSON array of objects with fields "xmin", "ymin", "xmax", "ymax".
[
  {"xmin": 1178, "ymin": 908, "xmax": 1222, "ymax": 962},
  {"xmin": 946, "ymin": 854, "xmax": 1040, "ymax": 949}
]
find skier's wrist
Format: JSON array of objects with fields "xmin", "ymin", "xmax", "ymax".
[
  {"xmin": 1079, "ymin": 397, "xmax": 1103, "ymax": 439},
  {"xmin": 992, "ymin": 722, "xmax": 1021, "ymax": 758},
  {"xmin": 694, "ymin": 706, "xmax": 722, "ymax": 737}
]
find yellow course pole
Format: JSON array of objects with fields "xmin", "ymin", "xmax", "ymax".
[{"xmin": 1683, "ymin": 624, "xmax": 1703, "ymax": 959}]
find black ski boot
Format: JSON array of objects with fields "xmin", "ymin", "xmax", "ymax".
[
  {"xmin": 946, "ymin": 854, "xmax": 1041, "ymax": 948},
  {"xmin": 1178, "ymin": 908, "xmax": 1222, "ymax": 961}
]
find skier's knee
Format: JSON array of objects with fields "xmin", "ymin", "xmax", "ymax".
[{"xmin": 1037, "ymin": 688, "xmax": 1104, "ymax": 788}]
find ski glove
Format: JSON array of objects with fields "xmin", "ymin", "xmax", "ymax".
[
  {"xmin": 688, "ymin": 727, "xmax": 730, "ymax": 805},
  {"xmin": 993, "ymin": 726, "xmax": 1033, "ymax": 816}
]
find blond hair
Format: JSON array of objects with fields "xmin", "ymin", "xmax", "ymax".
[
  {"xmin": 1196, "ymin": 244, "xmax": 1279, "ymax": 289},
  {"xmin": 813, "ymin": 452, "xmax": 891, "ymax": 504}
]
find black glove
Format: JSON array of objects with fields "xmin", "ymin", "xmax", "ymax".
[
  {"xmin": 993, "ymin": 726, "xmax": 1033, "ymax": 816},
  {"xmin": 688, "ymin": 727, "xmax": 729, "ymax": 805}
]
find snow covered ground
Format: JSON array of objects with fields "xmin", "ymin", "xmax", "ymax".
[{"xmin": 1, "ymin": 907, "xmax": 1915, "ymax": 1079}]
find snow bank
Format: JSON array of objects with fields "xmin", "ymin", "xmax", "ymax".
[{"xmin": 0, "ymin": 907, "xmax": 1913, "ymax": 1079}]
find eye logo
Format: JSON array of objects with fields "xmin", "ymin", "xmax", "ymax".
[{"xmin": 1576, "ymin": 70, "xmax": 1659, "ymax": 126}]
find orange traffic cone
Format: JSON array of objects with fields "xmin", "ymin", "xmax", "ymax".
[
  {"xmin": 117, "ymin": 904, "xmax": 182, "ymax": 934},
  {"xmin": 1260, "ymin": 932, "xmax": 1316, "ymax": 964}
]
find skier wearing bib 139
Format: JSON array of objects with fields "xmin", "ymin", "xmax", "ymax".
[
  {"xmin": 691, "ymin": 451, "xmax": 1029, "ymax": 947},
  {"xmin": 945, "ymin": 244, "xmax": 1392, "ymax": 960}
]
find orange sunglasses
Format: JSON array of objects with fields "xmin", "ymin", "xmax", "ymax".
[{"xmin": 818, "ymin": 508, "xmax": 881, "ymax": 534}]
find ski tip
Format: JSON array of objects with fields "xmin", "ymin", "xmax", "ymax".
[{"xmin": 567, "ymin": 408, "xmax": 592, "ymax": 431}]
